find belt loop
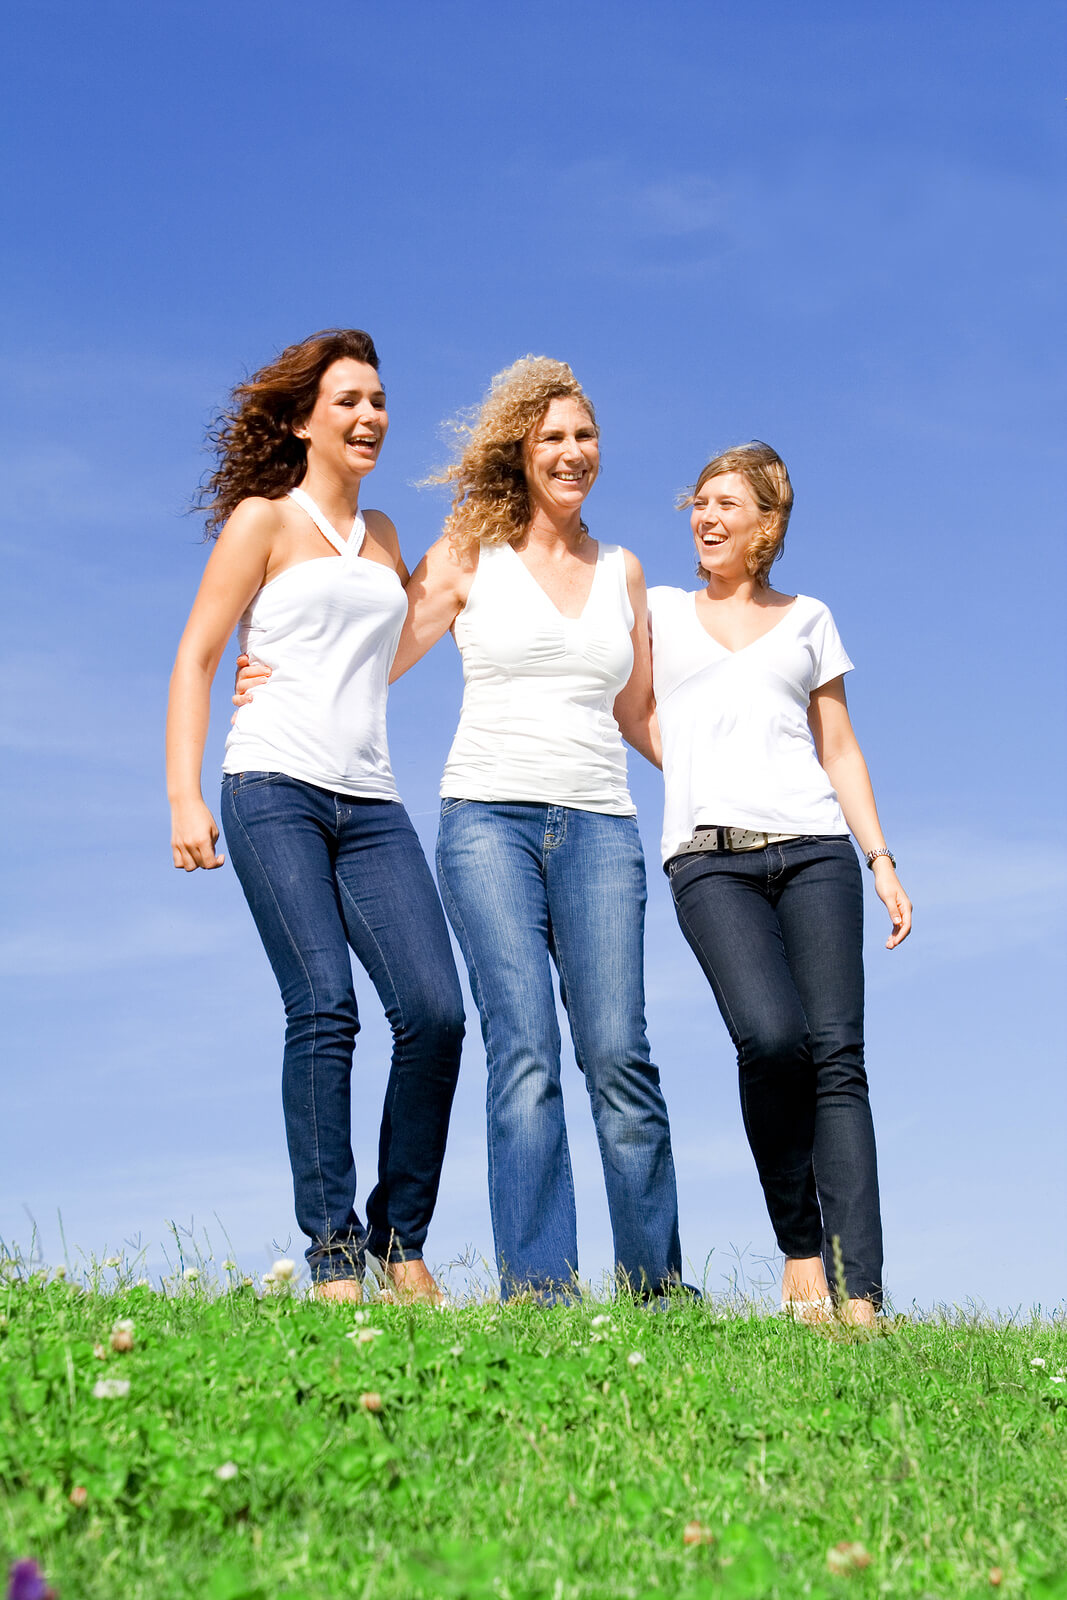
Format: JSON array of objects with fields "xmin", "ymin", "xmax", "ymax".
[{"xmin": 716, "ymin": 826, "xmax": 726, "ymax": 852}]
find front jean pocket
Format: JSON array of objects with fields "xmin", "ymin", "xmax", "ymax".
[
  {"xmin": 228, "ymin": 770, "xmax": 287, "ymax": 791},
  {"xmin": 440, "ymin": 797, "xmax": 471, "ymax": 817}
]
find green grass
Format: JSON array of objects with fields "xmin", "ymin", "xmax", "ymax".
[{"xmin": 2, "ymin": 1266, "xmax": 1065, "ymax": 1600}]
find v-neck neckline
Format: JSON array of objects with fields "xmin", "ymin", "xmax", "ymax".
[
  {"xmin": 507, "ymin": 539, "xmax": 601, "ymax": 622},
  {"xmin": 691, "ymin": 592, "xmax": 799, "ymax": 655}
]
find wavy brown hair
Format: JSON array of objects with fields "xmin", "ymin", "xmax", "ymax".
[
  {"xmin": 198, "ymin": 328, "xmax": 380, "ymax": 536},
  {"xmin": 680, "ymin": 441, "xmax": 794, "ymax": 586},
  {"xmin": 429, "ymin": 356, "xmax": 597, "ymax": 557}
]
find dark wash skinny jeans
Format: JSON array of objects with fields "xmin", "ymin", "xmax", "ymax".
[
  {"xmin": 668, "ymin": 835, "xmax": 883, "ymax": 1305},
  {"xmin": 221, "ymin": 773, "xmax": 464, "ymax": 1283}
]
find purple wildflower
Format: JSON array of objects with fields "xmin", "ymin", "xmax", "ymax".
[{"xmin": 6, "ymin": 1559, "xmax": 56, "ymax": 1600}]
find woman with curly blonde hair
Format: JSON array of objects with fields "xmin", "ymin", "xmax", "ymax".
[
  {"xmin": 647, "ymin": 441, "xmax": 911, "ymax": 1324},
  {"xmin": 167, "ymin": 328, "xmax": 463, "ymax": 1303},
  {"xmin": 394, "ymin": 356, "xmax": 684, "ymax": 1301}
]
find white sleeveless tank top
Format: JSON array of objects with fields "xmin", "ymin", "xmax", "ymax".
[
  {"xmin": 440, "ymin": 540, "xmax": 636, "ymax": 815},
  {"xmin": 222, "ymin": 486, "xmax": 406, "ymax": 798}
]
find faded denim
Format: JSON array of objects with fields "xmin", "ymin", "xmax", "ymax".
[{"xmin": 436, "ymin": 799, "xmax": 682, "ymax": 1301}]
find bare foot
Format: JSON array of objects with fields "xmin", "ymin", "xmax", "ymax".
[
  {"xmin": 381, "ymin": 1259, "xmax": 445, "ymax": 1306},
  {"xmin": 314, "ymin": 1278, "xmax": 363, "ymax": 1304},
  {"xmin": 840, "ymin": 1297, "xmax": 877, "ymax": 1328},
  {"xmin": 781, "ymin": 1255, "xmax": 831, "ymax": 1317}
]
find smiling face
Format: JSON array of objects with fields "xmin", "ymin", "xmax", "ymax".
[
  {"xmin": 294, "ymin": 358, "xmax": 388, "ymax": 481},
  {"xmin": 522, "ymin": 397, "xmax": 599, "ymax": 519},
  {"xmin": 691, "ymin": 471, "xmax": 765, "ymax": 581}
]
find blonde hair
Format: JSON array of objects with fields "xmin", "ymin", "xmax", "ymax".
[
  {"xmin": 430, "ymin": 356, "xmax": 598, "ymax": 556},
  {"xmin": 681, "ymin": 441, "xmax": 794, "ymax": 587}
]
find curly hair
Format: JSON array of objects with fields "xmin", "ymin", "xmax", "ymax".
[
  {"xmin": 680, "ymin": 441, "xmax": 794, "ymax": 587},
  {"xmin": 429, "ymin": 356, "xmax": 597, "ymax": 556},
  {"xmin": 198, "ymin": 328, "xmax": 380, "ymax": 537}
]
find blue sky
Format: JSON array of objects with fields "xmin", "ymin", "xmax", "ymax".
[{"xmin": 2, "ymin": 1, "xmax": 1063, "ymax": 1310}]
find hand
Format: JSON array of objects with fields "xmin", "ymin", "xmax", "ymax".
[
  {"xmin": 171, "ymin": 799, "xmax": 225, "ymax": 871},
  {"xmin": 232, "ymin": 653, "xmax": 271, "ymax": 706},
  {"xmin": 873, "ymin": 860, "xmax": 912, "ymax": 948}
]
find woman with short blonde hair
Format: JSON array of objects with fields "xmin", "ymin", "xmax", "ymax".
[{"xmin": 649, "ymin": 441, "xmax": 910, "ymax": 1324}]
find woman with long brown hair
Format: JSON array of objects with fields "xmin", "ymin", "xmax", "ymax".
[{"xmin": 166, "ymin": 328, "xmax": 464, "ymax": 1302}]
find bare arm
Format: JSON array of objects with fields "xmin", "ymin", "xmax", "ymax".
[
  {"xmin": 388, "ymin": 534, "xmax": 474, "ymax": 683},
  {"xmin": 166, "ymin": 500, "xmax": 276, "ymax": 870},
  {"xmin": 808, "ymin": 677, "xmax": 912, "ymax": 947},
  {"xmin": 612, "ymin": 550, "xmax": 661, "ymax": 768}
]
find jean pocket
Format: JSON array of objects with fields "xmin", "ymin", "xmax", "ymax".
[
  {"xmin": 440, "ymin": 797, "xmax": 471, "ymax": 817},
  {"xmin": 233, "ymin": 770, "xmax": 285, "ymax": 790}
]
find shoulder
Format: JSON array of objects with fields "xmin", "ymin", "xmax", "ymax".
[
  {"xmin": 791, "ymin": 594, "xmax": 840, "ymax": 631},
  {"xmin": 213, "ymin": 494, "xmax": 288, "ymax": 555},
  {"xmin": 425, "ymin": 530, "xmax": 479, "ymax": 576},
  {"xmin": 362, "ymin": 507, "xmax": 401, "ymax": 555},
  {"xmin": 611, "ymin": 545, "xmax": 646, "ymax": 597},
  {"xmin": 646, "ymin": 584, "xmax": 691, "ymax": 616},
  {"xmin": 609, "ymin": 545, "xmax": 643, "ymax": 578},
  {"xmin": 363, "ymin": 507, "xmax": 398, "ymax": 540},
  {"xmin": 219, "ymin": 495, "xmax": 288, "ymax": 538}
]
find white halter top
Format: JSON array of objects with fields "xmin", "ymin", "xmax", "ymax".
[{"xmin": 222, "ymin": 486, "xmax": 407, "ymax": 798}]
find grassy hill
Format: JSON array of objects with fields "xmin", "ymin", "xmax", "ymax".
[{"xmin": 2, "ymin": 1267, "xmax": 1065, "ymax": 1599}]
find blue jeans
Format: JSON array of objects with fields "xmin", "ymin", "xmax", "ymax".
[
  {"xmin": 221, "ymin": 773, "xmax": 464, "ymax": 1283},
  {"xmin": 668, "ymin": 836, "xmax": 883, "ymax": 1305},
  {"xmin": 435, "ymin": 800, "xmax": 682, "ymax": 1301}
]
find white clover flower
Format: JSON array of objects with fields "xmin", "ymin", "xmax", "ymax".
[
  {"xmin": 136, "ymin": 1278, "xmax": 152, "ymax": 1289},
  {"xmin": 627, "ymin": 1351, "xmax": 645, "ymax": 1367},
  {"xmin": 1031, "ymin": 1357, "xmax": 1047, "ymax": 1368},
  {"xmin": 271, "ymin": 1259, "xmax": 296, "ymax": 1282},
  {"xmin": 1050, "ymin": 1375, "xmax": 1066, "ymax": 1385},
  {"xmin": 356, "ymin": 1328, "xmax": 384, "ymax": 1344},
  {"xmin": 93, "ymin": 1377, "xmax": 130, "ymax": 1399},
  {"xmin": 52, "ymin": 1265, "xmax": 67, "ymax": 1280},
  {"xmin": 241, "ymin": 1276, "xmax": 254, "ymax": 1288},
  {"xmin": 104, "ymin": 1257, "xmax": 122, "ymax": 1269},
  {"xmin": 450, "ymin": 1344, "xmax": 464, "ymax": 1357},
  {"xmin": 215, "ymin": 1461, "xmax": 239, "ymax": 1481},
  {"xmin": 222, "ymin": 1259, "xmax": 237, "ymax": 1272},
  {"xmin": 182, "ymin": 1267, "xmax": 200, "ymax": 1282},
  {"xmin": 262, "ymin": 1273, "xmax": 276, "ymax": 1287},
  {"xmin": 591, "ymin": 1315, "xmax": 611, "ymax": 1328},
  {"xmin": 350, "ymin": 1309, "xmax": 370, "ymax": 1324}
]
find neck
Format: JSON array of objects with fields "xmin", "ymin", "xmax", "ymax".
[
  {"xmin": 702, "ymin": 570, "xmax": 765, "ymax": 604},
  {"xmin": 297, "ymin": 463, "xmax": 364, "ymax": 523},
  {"xmin": 525, "ymin": 503, "xmax": 587, "ymax": 553}
]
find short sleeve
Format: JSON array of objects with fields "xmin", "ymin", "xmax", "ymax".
[
  {"xmin": 809, "ymin": 602, "xmax": 854, "ymax": 689},
  {"xmin": 647, "ymin": 587, "xmax": 693, "ymax": 703}
]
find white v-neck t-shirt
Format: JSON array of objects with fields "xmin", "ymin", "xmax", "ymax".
[
  {"xmin": 648, "ymin": 588, "xmax": 853, "ymax": 864},
  {"xmin": 440, "ymin": 540, "xmax": 636, "ymax": 814}
]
